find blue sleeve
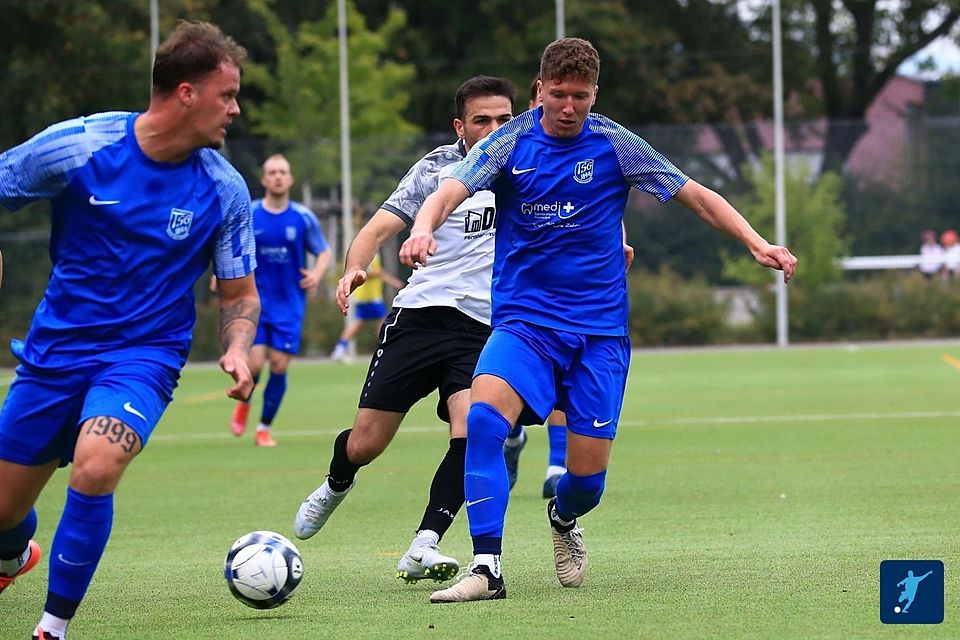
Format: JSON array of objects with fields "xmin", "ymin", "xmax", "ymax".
[
  {"xmin": 450, "ymin": 112, "xmax": 535, "ymax": 194},
  {"xmin": 590, "ymin": 114, "xmax": 689, "ymax": 202},
  {"xmin": 0, "ymin": 112, "xmax": 129, "ymax": 212},
  {"xmin": 298, "ymin": 206, "xmax": 328, "ymax": 255},
  {"xmin": 202, "ymin": 152, "xmax": 257, "ymax": 279}
]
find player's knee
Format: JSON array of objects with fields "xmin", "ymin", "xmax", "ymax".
[
  {"xmin": 466, "ymin": 402, "xmax": 511, "ymax": 447},
  {"xmin": 69, "ymin": 456, "xmax": 127, "ymax": 495},
  {"xmin": 557, "ymin": 469, "xmax": 606, "ymax": 518}
]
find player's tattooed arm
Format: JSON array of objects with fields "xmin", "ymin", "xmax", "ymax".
[
  {"xmin": 218, "ymin": 274, "xmax": 260, "ymax": 352},
  {"xmin": 217, "ymin": 274, "xmax": 260, "ymax": 400}
]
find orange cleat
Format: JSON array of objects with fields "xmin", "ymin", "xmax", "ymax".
[
  {"xmin": 255, "ymin": 429, "xmax": 277, "ymax": 448},
  {"xmin": 231, "ymin": 402, "xmax": 250, "ymax": 436},
  {"xmin": 0, "ymin": 539, "xmax": 42, "ymax": 595}
]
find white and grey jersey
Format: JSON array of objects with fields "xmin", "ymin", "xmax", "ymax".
[{"xmin": 382, "ymin": 140, "xmax": 495, "ymax": 324}]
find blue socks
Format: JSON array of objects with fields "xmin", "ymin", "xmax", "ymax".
[
  {"xmin": 506, "ymin": 423, "xmax": 524, "ymax": 439},
  {"xmin": 465, "ymin": 402, "xmax": 511, "ymax": 555},
  {"xmin": 555, "ymin": 469, "xmax": 607, "ymax": 521},
  {"xmin": 260, "ymin": 371, "xmax": 287, "ymax": 425},
  {"xmin": 0, "ymin": 508, "xmax": 37, "ymax": 561},
  {"xmin": 547, "ymin": 422, "xmax": 567, "ymax": 467},
  {"xmin": 46, "ymin": 488, "xmax": 113, "ymax": 619}
]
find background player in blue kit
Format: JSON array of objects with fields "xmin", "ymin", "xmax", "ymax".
[
  {"xmin": 401, "ymin": 37, "xmax": 797, "ymax": 603},
  {"xmin": 0, "ymin": 22, "xmax": 258, "ymax": 639},
  {"xmin": 227, "ymin": 153, "xmax": 331, "ymax": 447}
]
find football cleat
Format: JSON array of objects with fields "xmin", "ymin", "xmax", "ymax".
[
  {"xmin": 397, "ymin": 543, "xmax": 459, "ymax": 584},
  {"xmin": 502, "ymin": 429, "xmax": 527, "ymax": 491},
  {"xmin": 254, "ymin": 429, "xmax": 277, "ymax": 447},
  {"xmin": 542, "ymin": 471, "xmax": 563, "ymax": 499},
  {"xmin": 547, "ymin": 498, "xmax": 587, "ymax": 587},
  {"xmin": 293, "ymin": 478, "xmax": 355, "ymax": 539},
  {"xmin": 231, "ymin": 402, "xmax": 250, "ymax": 437},
  {"xmin": 0, "ymin": 540, "xmax": 42, "ymax": 595},
  {"xmin": 429, "ymin": 563, "xmax": 506, "ymax": 603},
  {"xmin": 32, "ymin": 627, "xmax": 61, "ymax": 640}
]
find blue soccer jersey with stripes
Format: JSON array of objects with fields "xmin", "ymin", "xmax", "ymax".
[
  {"xmin": 0, "ymin": 111, "xmax": 256, "ymax": 370},
  {"xmin": 450, "ymin": 107, "xmax": 688, "ymax": 336},
  {"xmin": 252, "ymin": 199, "xmax": 328, "ymax": 327}
]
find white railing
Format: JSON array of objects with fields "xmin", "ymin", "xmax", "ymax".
[{"xmin": 839, "ymin": 254, "xmax": 957, "ymax": 271}]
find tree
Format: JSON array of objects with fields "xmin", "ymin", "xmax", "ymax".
[
  {"xmin": 781, "ymin": 0, "xmax": 960, "ymax": 174},
  {"xmin": 722, "ymin": 154, "xmax": 848, "ymax": 289},
  {"xmin": 242, "ymin": 0, "xmax": 418, "ymax": 211}
]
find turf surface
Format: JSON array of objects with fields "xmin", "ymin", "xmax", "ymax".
[{"xmin": 2, "ymin": 342, "xmax": 958, "ymax": 638}]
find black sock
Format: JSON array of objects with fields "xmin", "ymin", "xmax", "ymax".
[
  {"xmin": 416, "ymin": 437, "xmax": 466, "ymax": 539},
  {"xmin": 327, "ymin": 429, "xmax": 363, "ymax": 492}
]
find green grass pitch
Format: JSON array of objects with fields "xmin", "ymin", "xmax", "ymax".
[{"xmin": 2, "ymin": 343, "xmax": 958, "ymax": 638}]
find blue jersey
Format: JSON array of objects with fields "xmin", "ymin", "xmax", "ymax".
[
  {"xmin": 252, "ymin": 200, "xmax": 328, "ymax": 326},
  {"xmin": 0, "ymin": 112, "xmax": 256, "ymax": 370},
  {"xmin": 450, "ymin": 107, "xmax": 688, "ymax": 336}
]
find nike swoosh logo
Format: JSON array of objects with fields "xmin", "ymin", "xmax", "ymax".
[
  {"xmin": 465, "ymin": 496, "xmax": 494, "ymax": 507},
  {"xmin": 511, "ymin": 166, "xmax": 536, "ymax": 175},
  {"xmin": 89, "ymin": 195, "xmax": 120, "ymax": 206},
  {"xmin": 593, "ymin": 418, "xmax": 613, "ymax": 428},
  {"xmin": 123, "ymin": 402, "xmax": 147, "ymax": 421},
  {"xmin": 559, "ymin": 206, "xmax": 586, "ymax": 220},
  {"xmin": 58, "ymin": 553, "xmax": 92, "ymax": 567}
]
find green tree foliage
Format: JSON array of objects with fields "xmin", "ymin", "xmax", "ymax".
[
  {"xmin": 722, "ymin": 154, "xmax": 848, "ymax": 289},
  {"xmin": 242, "ymin": 0, "xmax": 418, "ymax": 208}
]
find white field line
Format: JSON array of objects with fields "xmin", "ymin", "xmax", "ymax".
[{"xmin": 150, "ymin": 409, "xmax": 960, "ymax": 443}]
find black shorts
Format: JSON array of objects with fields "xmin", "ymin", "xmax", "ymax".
[{"xmin": 357, "ymin": 306, "xmax": 491, "ymax": 422}]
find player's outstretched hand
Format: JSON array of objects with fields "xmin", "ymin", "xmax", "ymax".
[
  {"xmin": 220, "ymin": 348, "xmax": 255, "ymax": 401},
  {"xmin": 754, "ymin": 243, "xmax": 798, "ymax": 283},
  {"xmin": 335, "ymin": 269, "xmax": 367, "ymax": 315},
  {"xmin": 399, "ymin": 230, "xmax": 436, "ymax": 269}
]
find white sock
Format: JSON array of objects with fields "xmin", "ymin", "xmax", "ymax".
[
  {"xmin": 545, "ymin": 465, "xmax": 566, "ymax": 480},
  {"xmin": 0, "ymin": 545, "xmax": 31, "ymax": 576},
  {"xmin": 36, "ymin": 612, "xmax": 70, "ymax": 639},
  {"xmin": 256, "ymin": 423, "xmax": 270, "ymax": 432},
  {"xmin": 413, "ymin": 529, "xmax": 440, "ymax": 547},
  {"xmin": 474, "ymin": 554, "xmax": 501, "ymax": 578}
]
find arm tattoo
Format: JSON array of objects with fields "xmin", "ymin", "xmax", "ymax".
[
  {"xmin": 219, "ymin": 297, "xmax": 260, "ymax": 352},
  {"xmin": 86, "ymin": 416, "xmax": 140, "ymax": 454}
]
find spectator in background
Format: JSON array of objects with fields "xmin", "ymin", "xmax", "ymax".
[
  {"xmin": 919, "ymin": 229, "xmax": 943, "ymax": 280},
  {"xmin": 941, "ymin": 230, "xmax": 960, "ymax": 280}
]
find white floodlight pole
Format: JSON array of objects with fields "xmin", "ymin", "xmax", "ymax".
[
  {"xmin": 338, "ymin": 0, "xmax": 356, "ymax": 346},
  {"xmin": 556, "ymin": 0, "xmax": 565, "ymax": 39},
  {"xmin": 772, "ymin": 0, "xmax": 789, "ymax": 346},
  {"xmin": 150, "ymin": 0, "xmax": 159, "ymax": 86}
]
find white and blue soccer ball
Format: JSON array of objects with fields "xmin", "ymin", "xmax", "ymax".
[{"xmin": 224, "ymin": 530, "xmax": 303, "ymax": 609}]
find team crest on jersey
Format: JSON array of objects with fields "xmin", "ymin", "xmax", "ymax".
[
  {"xmin": 285, "ymin": 226, "xmax": 297, "ymax": 241},
  {"xmin": 573, "ymin": 159, "xmax": 595, "ymax": 184},
  {"xmin": 166, "ymin": 208, "xmax": 194, "ymax": 240}
]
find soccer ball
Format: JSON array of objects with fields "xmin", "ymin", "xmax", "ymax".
[{"xmin": 224, "ymin": 530, "xmax": 304, "ymax": 609}]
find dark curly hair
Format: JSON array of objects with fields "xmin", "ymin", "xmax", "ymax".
[{"xmin": 539, "ymin": 37, "xmax": 599, "ymax": 86}]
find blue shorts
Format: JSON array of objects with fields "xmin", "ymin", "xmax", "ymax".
[
  {"xmin": 474, "ymin": 321, "xmax": 630, "ymax": 439},
  {"xmin": 255, "ymin": 319, "xmax": 302, "ymax": 354},
  {"xmin": 0, "ymin": 360, "xmax": 179, "ymax": 466},
  {"xmin": 355, "ymin": 301, "xmax": 387, "ymax": 321}
]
